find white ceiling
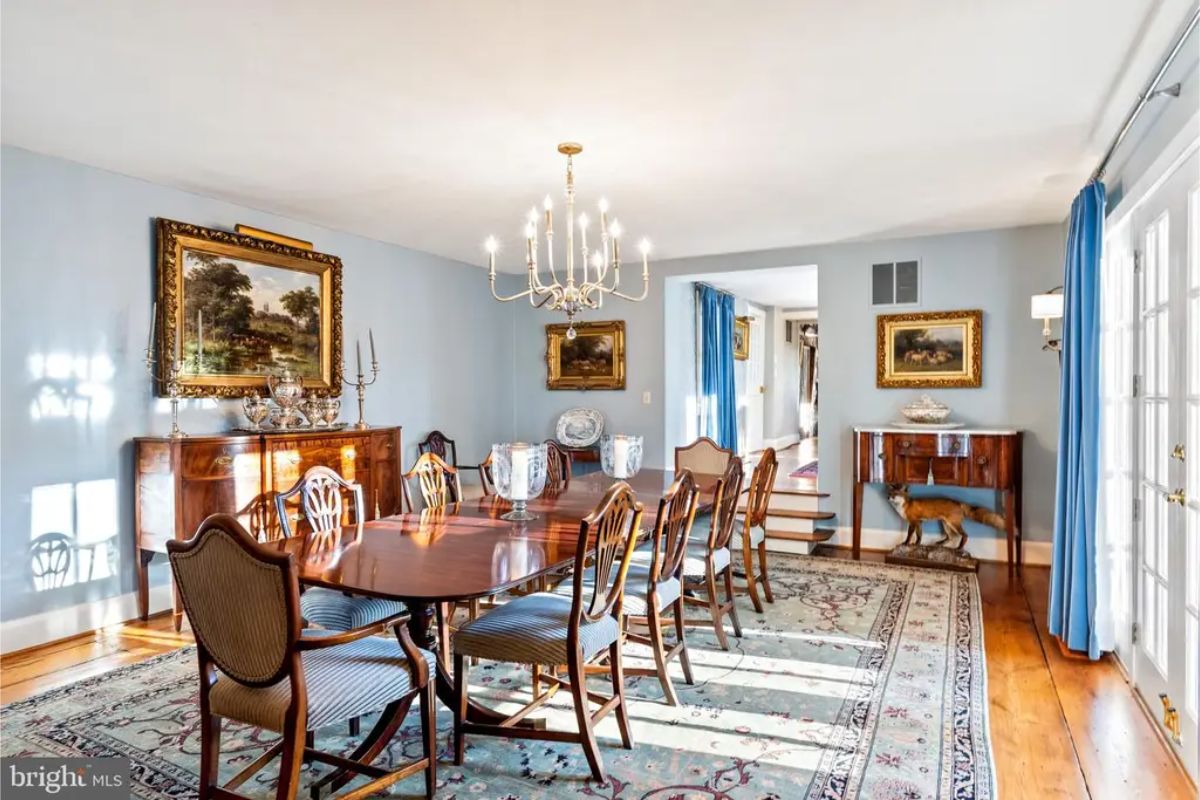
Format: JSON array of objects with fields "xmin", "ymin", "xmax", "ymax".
[
  {"xmin": 693, "ymin": 265, "xmax": 818, "ymax": 310},
  {"xmin": 0, "ymin": 1, "xmax": 1186, "ymax": 270}
]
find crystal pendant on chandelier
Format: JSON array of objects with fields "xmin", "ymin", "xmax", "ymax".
[{"xmin": 485, "ymin": 143, "xmax": 651, "ymax": 337}]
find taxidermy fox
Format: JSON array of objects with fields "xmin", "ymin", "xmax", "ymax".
[{"xmin": 886, "ymin": 485, "xmax": 1006, "ymax": 550}]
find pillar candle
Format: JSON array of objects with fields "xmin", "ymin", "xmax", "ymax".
[
  {"xmin": 612, "ymin": 436, "xmax": 629, "ymax": 479},
  {"xmin": 510, "ymin": 445, "xmax": 529, "ymax": 501}
]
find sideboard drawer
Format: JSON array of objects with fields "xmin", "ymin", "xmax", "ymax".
[
  {"xmin": 268, "ymin": 435, "xmax": 373, "ymax": 489},
  {"xmin": 181, "ymin": 440, "xmax": 262, "ymax": 479}
]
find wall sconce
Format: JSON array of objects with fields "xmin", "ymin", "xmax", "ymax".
[{"xmin": 1030, "ymin": 286, "xmax": 1064, "ymax": 353}]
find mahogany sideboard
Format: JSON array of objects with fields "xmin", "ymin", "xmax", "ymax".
[
  {"xmin": 851, "ymin": 426, "xmax": 1023, "ymax": 566},
  {"xmin": 134, "ymin": 426, "xmax": 403, "ymax": 631}
]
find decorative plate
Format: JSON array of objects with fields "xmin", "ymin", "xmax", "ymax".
[
  {"xmin": 556, "ymin": 408, "xmax": 605, "ymax": 447},
  {"xmin": 891, "ymin": 420, "xmax": 966, "ymax": 430}
]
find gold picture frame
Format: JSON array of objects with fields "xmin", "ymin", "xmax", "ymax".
[
  {"xmin": 877, "ymin": 309, "xmax": 982, "ymax": 388},
  {"xmin": 155, "ymin": 218, "xmax": 343, "ymax": 398},
  {"xmin": 733, "ymin": 316, "xmax": 750, "ymax": 361},
  {"xmin": 546, "ymin": 320, "xmax": 626, "ymax": 390}
]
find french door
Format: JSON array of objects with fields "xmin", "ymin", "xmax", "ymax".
[{"xmin": 1122, "ymin": 144, "xmax": 1199, "ymax": 780}]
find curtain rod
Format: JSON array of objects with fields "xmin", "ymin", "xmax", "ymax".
[{"xmin": 1093, "ymin": 6, "xmax": 1199, "ymax": 181}]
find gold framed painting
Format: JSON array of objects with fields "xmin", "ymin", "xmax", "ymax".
[
  {"xmin": 155, "ymin": 218, "xmax": 343, "ymax": 397},
  {"xmin": 733, "ymin": 316, "xmax": 750, "ymax": 361},
  {"xmin": 877, "ymin": 309, "xmax": 982, "ymax": 388},
  {"xmin": 546, "ymin": 321, "xmax": 626, "ymax": 390}
]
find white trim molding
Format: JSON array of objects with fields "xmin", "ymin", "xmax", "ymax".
[
  {"xmin": 822, "ymin": 526, "xmax": 1053, "ymax": 566},
  {"xmin": 0, "ymin": 584, "xmax": 175, "ymax": 655},
  {"xmin": 764, "ymin": 433, "xmax": 801, "ymax": 450}
]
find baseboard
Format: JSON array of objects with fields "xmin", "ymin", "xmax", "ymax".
[
  {"xmin": 0, "ymin": 585, "xmax": 175, "ymax": 655},
  {"xmin": 822, "ymin": 526, "xmax": 1052, "ymax": 566},
  {"xmin": 763, "ymin": 434, "xmax": 801, "ymax": 450}
]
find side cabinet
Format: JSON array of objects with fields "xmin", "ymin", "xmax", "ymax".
[{"xmin": 134, "ymin": 426, "xmax": 403, "ymax": 631}]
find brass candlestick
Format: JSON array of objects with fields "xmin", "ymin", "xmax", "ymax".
[
  {"xmin": 343, "ymin": 358, "xmax": 379, "ymax": 430},
  {"xmin": 145, "ymin": 347, "xmax": 187, "ymax": 439}
]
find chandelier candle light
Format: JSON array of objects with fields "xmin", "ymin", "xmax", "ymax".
[{"xmin": 487, "ymin": 143, "xmax": 651, "ymax": 339}]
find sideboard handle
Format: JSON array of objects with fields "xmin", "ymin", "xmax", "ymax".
[
  {"xmin": 900, "ymin": 440, "xmax": 911, "ymax": 449},
  {"xmin": 976, "ymin": 456, "xmax": 988, "ymax": 466},
  {"xmin": 212, "ymin": 455, "xmax": 233, "ymax": 468}
]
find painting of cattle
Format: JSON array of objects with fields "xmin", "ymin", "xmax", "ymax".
[{"xmin": 877, "ymin": 310, "xmax": 982, "ymax": 388}]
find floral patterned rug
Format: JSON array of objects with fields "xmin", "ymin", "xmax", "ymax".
[{"xmin": 1, "ymin": 555, "xmax": 993, "ymax": 799}]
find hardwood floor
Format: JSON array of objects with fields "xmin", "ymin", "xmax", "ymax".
[{"xmin": 1, "ymin": 558, "xmax": 1193, "ymax": 798}]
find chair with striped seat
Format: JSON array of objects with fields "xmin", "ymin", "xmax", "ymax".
[
  {"xmin": 452, "ymin": 482, "xmax": 643, "ymax": 782},
  {"xmin": 168, "ymin": 514, "xmax": 436, "ymax": 800},
  {"xmin": 275, "ymin": 467, "xmax": 407, "ymax": 632},
  {"xmin": 680, "ymin": 457, "xmax": 745, "ymax": 650},
  {"xmin": 604, "ymin": 470, "xmax": 699, "ymax": 705},
  {"xmin": 738, "ymin": 447, "xmax": 779, "ymax": 612},
  {"xmin": 403, "ymin": 452, "xmax": 463, "ymax": 511}
]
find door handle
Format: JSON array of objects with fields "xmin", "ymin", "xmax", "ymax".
[
  {"xmin": 1166, "ymin": 489, "xmax": 1186, "ymax": 506},
  {"xmin": 1170, "ymin": 444, "xmax": 1185, "ymax": 462}
]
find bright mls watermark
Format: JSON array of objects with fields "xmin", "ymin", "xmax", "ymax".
[{"xmin": 1, "ymin": 758, "xmax": 128, "ymax": 799}]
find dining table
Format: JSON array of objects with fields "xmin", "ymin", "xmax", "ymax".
[{"xmin": 269, "ymin": 468, "xmax": 721, "ymax": 727}]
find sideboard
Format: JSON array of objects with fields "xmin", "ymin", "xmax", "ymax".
[
  {"xmin": 852, "ymin": 426, "xmax": 1023, "ymax": 566},
  {"xmin": 134, "ymin": 426, "xmax": 403, "ymax": 631}
]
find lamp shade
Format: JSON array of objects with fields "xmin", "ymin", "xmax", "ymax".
[{"xmin": 1030, "ymin": 293, "xmax": 1064, "ymax": 320}]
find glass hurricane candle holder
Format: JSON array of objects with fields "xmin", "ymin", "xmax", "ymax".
[
  {"xmin": 492, "ymin": 442, "xmax": 548, "ymax": 521},
  {"xmin": 601, "ymin": 434, "xmax": 643, "ymax": 479}
]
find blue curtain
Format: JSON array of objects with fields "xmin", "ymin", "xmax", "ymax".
[
  {"xmin": 698, "ymin": 284, "xmax": 738, "ymax": 450},
  {"xmin": 1049, "ymin": 181, "xmax": 1106, "ymax": 659}
]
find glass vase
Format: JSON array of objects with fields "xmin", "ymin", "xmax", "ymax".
[
  {"xmin": 600, "ymin": 434, "xmax": 643, "ymax": 480},
  {"xmin": 491, "ymin": 442, "xmax": 548, "ymax": 521}
]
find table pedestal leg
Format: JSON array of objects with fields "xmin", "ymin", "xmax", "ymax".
[{"xmin": 405, "ymin": 600, "xmax": 543, "ymax": 728}]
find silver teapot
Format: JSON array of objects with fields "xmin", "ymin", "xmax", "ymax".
[
  {"xmin": 267, "ymin": 368, "xmax": 304, "ymax": 429},
  {"xmin": 241, "ymin": 392, "xmax": 271, "ymax": 431}
]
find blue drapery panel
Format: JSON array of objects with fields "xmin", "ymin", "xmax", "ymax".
[
  {"xmin": 1049, "ymin": 181, "xmax": 1106, "ymax": 659},
  {"xmin": 698, "ymin": 284, "xmax": 738, "ymax": 450}
]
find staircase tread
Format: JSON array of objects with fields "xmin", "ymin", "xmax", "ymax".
[
  {"xmin": 760, "ymin": 508, "xmax": 836, "ymax": 520},
  {"xmin": 766, "ymin": 527, "xmax": 836, "ymax": 542}
]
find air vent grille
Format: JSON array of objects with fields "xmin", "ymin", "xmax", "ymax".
[{"xmin": 871, "ymin": 260, "xmax": 920, "ymax": 306}]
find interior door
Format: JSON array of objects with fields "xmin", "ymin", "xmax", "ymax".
[
  {"xmin": 1132, "ymin": 147, "xmax": 1198, "ymax": 780},
  {"xmin": 743, "ymin": 306, "xmax": 766, "ymax": 452}
]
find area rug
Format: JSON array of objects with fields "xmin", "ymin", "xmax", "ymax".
[
  {"xmin": 0, "ymin": 555, "xmax": 994, "ymax": 799},
  {"xmin": 790, "ymin": 460, "xmax": 819, "ymax": 479}
]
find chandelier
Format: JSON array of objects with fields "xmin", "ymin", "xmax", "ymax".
[{"xmin": 487, "ymin": 142, "xmax": 650, "ymax": 339}]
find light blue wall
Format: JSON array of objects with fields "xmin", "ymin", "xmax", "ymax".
[
  {"xmin": 0, "ymin": 146, "xmax": 518, "ymax": 624},
  {"xmin": 512, "ymin": 224, "xmax": 1065, "ymax": 543}
]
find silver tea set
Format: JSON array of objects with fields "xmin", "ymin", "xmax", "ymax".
[{"xmin": 241, "ymin": 368, "xmax": 342, "ymax": 431}]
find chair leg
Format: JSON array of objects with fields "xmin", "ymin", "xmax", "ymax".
[
  {"xmin": 454, "ymin": 653, "xmax": 468, "ymax": 766},
  {"xmin": 742, "ymin": 542, "xmax": 764, "ymax": 613},
  {"xmin": 646, "ymin": 604, "xmax": 679, "ymax": 705},
  {"xmin": 531, "ymin": 663, "xmax": 542, "ymax": 700},
  {"xmin": 758, "ymin": 540, "xmax": 775, "ymax": 603},
  {"xmin": 198, "ymin": 712, "xmax": 221, "ymax": 800},
  {"xmin": 608, "ymin": 641, "xmax": 634, "ymax": 749},
  {"xmin": 567, "ymin": 650, "xmax": 605, "ymax": 782},
  {"xmin": 722, "ymin": 566, "xmax": 743, "ymax": 638},
  {"xmin": 275, "ymin": 716, "xmax": 306, "ymax": 800},
  {"xmin": 348, "ymin": 717, "xmax": 360, "ymax": 736},
  {"xmin": 704, "ymin": 568, "xmax": 731, "ymax": 651},
  {"xmin": 420, "ymin": 681, "xmax": 438, "ymax": 799},
  {"xmin": 672, "ymin": 597, "xmax": 694, "ymax": 686}
]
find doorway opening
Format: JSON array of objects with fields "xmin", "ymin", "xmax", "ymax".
[{"xmin": 663, "ymin": 264, "xmax": 818, "ymax": 474}]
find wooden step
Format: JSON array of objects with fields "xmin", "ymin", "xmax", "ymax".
[
  {"xmin": 766, "ymin": 527, "xmax": 836, "ymax": 543},
  {"xmin": 762, "ymin": 508, "xmax": 835, "ymax": 521},
  {"xmin": 740, "ymin": 486, "xmax": 828, "ymax": 498}
]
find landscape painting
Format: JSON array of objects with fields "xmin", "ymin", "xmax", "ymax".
[
  {"xmin": 546, "ymin": 320, "xmax": 626, "ymax": 390},
  {"xmin": 877, "ymin": 309, "xmax": 982, "ymax": 388},
  {"xmin": 156, "ymin": 219, "xmax": 343, "ymax": 397}
]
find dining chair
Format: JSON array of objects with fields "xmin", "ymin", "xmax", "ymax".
[
  {"xmin": 680, "ymin": 457, "xmax": 745, "ymax": 650},
  {"xmin": 418, "ymin": 429, "xmax": 460, "ymax": 470},
  {"xmin": 674, "ymin": 435, "xmax": 735, "ymax": 476},
  {"xmin": 543, "ymin": 439, "xmax": 573, "ymax": 493},
  {"xmin": 452, "ymin": 482, "xmax": 643, "ymax": 782},
  {"xmin": 167, "ymin": 514, "xmax": 436, "ymax": 800},
  {"xmin": 478, "ymin": 452, "xmax": 496, "ymax": 496},
  {"xmin": 739, "ymin": 447, "xmax": 779, "ymax": 612},
  {"xmin": 403, "ymin": 452, "xmax": 463, "ymax": 511},
  {"xmin": 275, "ymin": 466, "xmax": 407, "ymax": 631},
  {"xmin": 603, "ymin": 470, "xmax": 699, "ymax": 705}
]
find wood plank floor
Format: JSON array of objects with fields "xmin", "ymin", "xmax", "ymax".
[{"xmin": 1, "ymin": 559, "xmax": 1193, "ymax": 798}]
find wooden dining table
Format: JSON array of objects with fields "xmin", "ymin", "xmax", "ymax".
[{"xmin": 268, "ymin": 468, "xmax": 721, "ymax": 725}]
